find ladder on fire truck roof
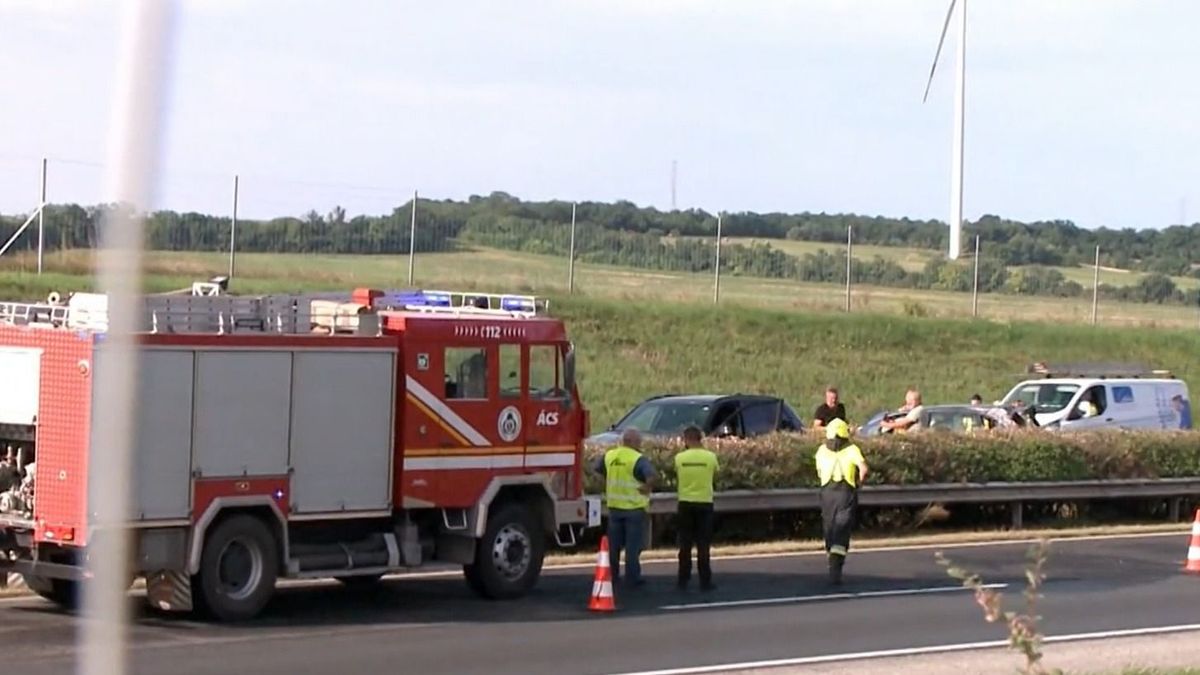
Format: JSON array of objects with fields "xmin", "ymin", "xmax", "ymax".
[{"xmin": 0, "ymin": 285, "xmax": 547, "ymax": 335}]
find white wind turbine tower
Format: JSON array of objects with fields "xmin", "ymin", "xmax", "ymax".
[{"xmin": 922, "ymin": 0, "xmax": 968, "ymax": 261}]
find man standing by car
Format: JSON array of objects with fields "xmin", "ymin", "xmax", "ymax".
[
  {"xmin": 813, "ymin": 387, "xmax": 847, "ymax": 430},
  {"xmin": 815, "ymin": 419, "xmax": 868, "ymax": 585},
  {"xmin": 591, "ymin": 428, "xmax": 656, "ymax": 587},
  {"xmin": 881, "ymin": 389, "xmax": 924, "ymax": 433},
  {"xmin": 674, "ymin": 426, "xmax": 719, "ymax": 592}
]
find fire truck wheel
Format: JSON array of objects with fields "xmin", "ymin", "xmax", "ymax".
[
  {"xmin": 26, "ymin": 577, "xmax": 80, "ymax": 610},
  {"xmin": 195, "ymin": 514, "xmax": 279, "ymax": 622},
  {"xmin": 466, "ymin": 503, "xmax": 545, "ymax": 600}
]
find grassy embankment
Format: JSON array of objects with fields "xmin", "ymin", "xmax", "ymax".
[
  {"xmin": 729, "ymin": 236, "xmax": 1200, "ymax": 291},
  {"xmin": 2, "ymin": 249, "xmax": 1199, "ymax": 426}
]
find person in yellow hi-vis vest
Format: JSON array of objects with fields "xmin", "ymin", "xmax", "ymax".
[
  {"xmin": 591, "ymin": 428, "xmax": 656, "ymax": 587},
  {"xmin": 674, "ymin": 426, "xmax": 719, "ymax": 592},
  {"xmin": 814, "ymin": 418, "xmax": 868, "ymax": 586}
]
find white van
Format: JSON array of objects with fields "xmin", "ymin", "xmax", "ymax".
[{"xmin": 998, "ymin": 367, "xmax": 1192, "ymax": 431}]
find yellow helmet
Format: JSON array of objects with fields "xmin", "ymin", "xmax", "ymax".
[{"xmin": 825, "ymin": 418, "xmax": 850, "ymax": 440}]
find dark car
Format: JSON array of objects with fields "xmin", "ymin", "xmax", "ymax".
[{"xmin": 585, "ymin": 394, "xmax": 805, "ymax": 447}]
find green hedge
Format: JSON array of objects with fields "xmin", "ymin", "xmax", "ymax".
[{"xmin": 582, "ymin": 430, "xmax": 1200, "ymax": 493}]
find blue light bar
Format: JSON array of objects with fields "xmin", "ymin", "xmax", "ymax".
[
  {"xmin": 501, "ymin": 295, "xmax": 535, "ymax": 312},
  {"xmin": 391, "ymin": 290, "xmax": 451, "ymax": 308}
]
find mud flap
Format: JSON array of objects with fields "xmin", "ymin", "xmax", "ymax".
[{"xmin": 146, "ymin": 570, "xmax": 192, "ymax": 613}]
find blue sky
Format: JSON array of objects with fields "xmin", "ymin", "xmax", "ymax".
[{"xmin": 1, "ymin": 0, "xmax": 1197, "ymax": 229}]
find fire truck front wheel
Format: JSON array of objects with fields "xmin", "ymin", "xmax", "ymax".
[
  {"xmin": 465, "ymin": 503, "xmax": 545, "ymax": 600},
  {"xmin": 195, "ymin": 514, "xmax": 279, "ymax": 622}
]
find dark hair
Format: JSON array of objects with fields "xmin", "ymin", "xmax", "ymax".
[
  {"xmin": 682, "ymin": 425, "xmax": 703, "ymax": 444},
  {"xmin": 970, "ymin": 393, "xmax": 982, "ymax": 401},
  {"xmin": 826, "ymin": 386, "xmax": 839, "ymax": 395}
]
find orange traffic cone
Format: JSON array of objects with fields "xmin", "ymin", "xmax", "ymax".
[
  {"xmin": 588, "ymin": 536, "xmax": 616, "ymax": 612},
  {"xmin": 1185, "ymin": 510, "xmax": 1200, "ymax": 574}
]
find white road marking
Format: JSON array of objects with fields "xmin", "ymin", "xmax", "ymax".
[
  {"xmin": 659, "ymin": 583, "xmax": 1007, "ymax": 611},
  {"xmin": 613, "ymin": 623, "xmax": 1200, "ymax": 675}
]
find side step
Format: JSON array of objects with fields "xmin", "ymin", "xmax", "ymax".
[{"xmin": 286, "ymin": 533, "xmax": 401, "ymax": 575}]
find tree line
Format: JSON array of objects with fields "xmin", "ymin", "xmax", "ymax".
[{"xmin": 1, "ymin": 194, "xmax": 1196, "ymax": 306}]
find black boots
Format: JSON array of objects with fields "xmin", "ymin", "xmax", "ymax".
[{"xmin": 828, "ymin": 553, "xmax": 845, "ymax": 586}]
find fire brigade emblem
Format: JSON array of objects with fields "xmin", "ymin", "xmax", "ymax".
[{"xmin": 498, "ymin": 406, "xmax": 522, "ymax": 442}]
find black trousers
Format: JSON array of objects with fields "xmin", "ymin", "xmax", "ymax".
[
  {"xmin": 820, "ymin": 482, "xmax": 858, "ymax": 556},
  {"xmin": 677, "ymin": 501, "xmax": 714, "ymax": 585}
]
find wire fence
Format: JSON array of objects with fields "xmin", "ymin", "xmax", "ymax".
[{"xmin": 3, "ymin": 157, "xmax": 1200, "ymax": 330}]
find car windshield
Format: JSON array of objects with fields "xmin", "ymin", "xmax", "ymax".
[
  {"xmin": 615, "ymin": 400, "xmax": 712, "ymax": 434},
  {"xmin": 1001, "ymin": 382, "xmax": 1080, "ymax": 414}
]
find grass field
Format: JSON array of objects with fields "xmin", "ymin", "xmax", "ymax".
[
  {"xmin": 3, "ymin": 247, "xmax": 1199, "ymax": 428},
  {"xmin": 727, "ymin": 236, "xmax": 1200, "ymax": 291},
  {"xmin": 2, "ymin": 247, "xmax": 1198, "ymax": 332}
]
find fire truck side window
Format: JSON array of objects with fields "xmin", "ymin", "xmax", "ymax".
[
  {"xmin": 529, "ymin": 345, "xmax": 564, "ymax": 399},
  {"xmin": 445, "ymin": 347, "xmax": 488, "ymax": 400},
  {"xmin": 499, "ymin": 344, "xmax": 521, "ymax": 398}
]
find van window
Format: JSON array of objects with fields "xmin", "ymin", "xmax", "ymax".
[
  {"xmin": 1072, "ymin": 385, "xmax": 1107, "ymax": 419},
  {"xmin": 1002, "ymin": 383, "xmax": 1079, "ymax": 414},
  {"xmin": 1112, "ymin": 385, "xmax": 1134, "ymax": 404}
]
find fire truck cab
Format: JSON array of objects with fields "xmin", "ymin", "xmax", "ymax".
[{"xmin": 0, "ymin": 286, "xmax": 594, "ymax": 621}]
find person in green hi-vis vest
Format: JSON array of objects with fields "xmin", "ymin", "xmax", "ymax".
[
  {"xmin": 674, "ymin": 426, "xmax": 719, "ymax": 591},
  {"xmin": 591, "ymin": 428, "xmax": 656, "ymax": 588},
  {"xmin": 814, "ymin": 418, "xmax": 868, "ymax": 586}
]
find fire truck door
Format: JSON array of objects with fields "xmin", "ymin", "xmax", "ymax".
[{"xmin": 524, "ymin": 344, "xmax": 572, "ymax": 471}]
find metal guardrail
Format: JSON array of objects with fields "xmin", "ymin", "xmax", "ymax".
[{"xmin": 637, "ymin": 477, "xmax": 1200, "ymax": 528}]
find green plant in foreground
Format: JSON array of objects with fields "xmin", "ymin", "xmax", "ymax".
[{"xmin": 937, "ymin": 539, "xmax": 1055, "ymax": 675}]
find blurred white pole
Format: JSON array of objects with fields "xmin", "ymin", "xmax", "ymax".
[
  {"xmin": 82, "ymin": 2, "xmax": 176, "ymax": 675},
  {"xmin": 948, "ymin": 0, "xmax": 966, "ymax": 261},
  {"xmin": 567, "ymin": 202, "xmax": 577, "ymax": 293},
  {"xmin": 845, "ymin": 225, "xmax": 852, "ymax": 312},
  {"xmin": 713, "ymin": 214, "xmax": 722, "ymax": 304},
  {"xmin": 38, "ymin": 158, "xmax": 47, "ymax": 274},
  {"xmin": 228, "ymin": 174, "xmax": 238, "ymax": 280},
  {"xmin": 971, "ymin": 234, "xmax": 980, "ymax": 317},
  {"xmin": 1091, "ymin": 245, "xmax": 1100, "ymax": 326},
  {"xmin": 407, "ymin": 190, "xmax": 418, "ymax": 285}
]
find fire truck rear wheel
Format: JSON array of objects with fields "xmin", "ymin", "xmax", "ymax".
[
  {"xmin": 27, "ymin": 577, "xmax": 80, "ymax": 610},
  {"xmin": 465, "ymin": 503, "xmax": 545, "ymax": 600},
  {"xmin": 195, "ymin": 514, "xmax": 279, "ymax": 622}
]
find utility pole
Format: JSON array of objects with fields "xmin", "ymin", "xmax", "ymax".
[
  {"xmin": 1091, "ymin": 245, "xmax": 1100, "ymax": 326},
  {"xmin": 567, "ymin": 202, "xmax": 577, "ymax": 293},
  {"xmin": 844, "ymin": 225, "xmax": 852, "ymax": 312},
  {"xmin": 713, "ymin": 213, "xmax": 723, "ymax": 304},
  {"xmin": 407, "ymin": 190, "xmax": 418, "ymax": 285},
  {"xmin": 228, "ymin": 174, "xmax": 239, "ymax": 280},
  {"xmin": 38, "ymin": 158, "xmax": 46, "ymax": 274},
  {"xmin": 971, "ymin": 235, "xmax": 980, "ymax": 317}
]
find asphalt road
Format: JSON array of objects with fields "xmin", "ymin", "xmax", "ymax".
[{"xmin": 3, "ymin": 532, "xmax": 1197, "ymax": 675}]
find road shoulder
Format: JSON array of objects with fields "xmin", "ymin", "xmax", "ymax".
[{"xmin": 730, "ymin": 630, "xmax": 1200, "ymax": 675}]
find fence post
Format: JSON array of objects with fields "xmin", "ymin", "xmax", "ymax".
[
  {"xmin": 407, "ymin": 190, "xmax": 418, "ymax": 285},
  {"xmin": 568, "ymin": 202, "xmax": 577, "ymax": 293},
  {"xmin": 38, "ymin": 157, "xmax": 47, "ymax": 275},
  {"xmin": 228, "ymin": 174, "xmax": 238, "ymax": 280},
  {"xmin": 1091, "ymin": 245, "xmax": 1100, "ymax": 326},
  {"xmin": 844, "ymin": 224, "xmax": 852, "ymax": 312},
  {"xmin": 971, "ymin": 234, "xmax": 980, "ymax": 318},
  {"xmin": 713, "ymin": 213, "xmax": 723, "ymax": 304}
]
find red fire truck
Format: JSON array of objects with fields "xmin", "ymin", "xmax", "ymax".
[{"xmin": 0, "ymin": 285, "xmax": 595, "ymax": 621}]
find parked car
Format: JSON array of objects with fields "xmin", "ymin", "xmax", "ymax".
[
  {"xmin": 585, "ymin": 394, "xmax": 805, "ymax": 447},
  {"xmin": 857, "ymin": 404, "xmax": 1027, "ymax": 437}
]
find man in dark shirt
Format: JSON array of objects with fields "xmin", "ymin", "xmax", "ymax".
[{"xmin": 813, "ymin": 387, "xmax": 847, "ymax": 429}]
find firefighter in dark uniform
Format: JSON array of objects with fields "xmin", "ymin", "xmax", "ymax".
[{"xmin": 814, "ymin": 418, "xmax": 868, "ymax": 585}]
